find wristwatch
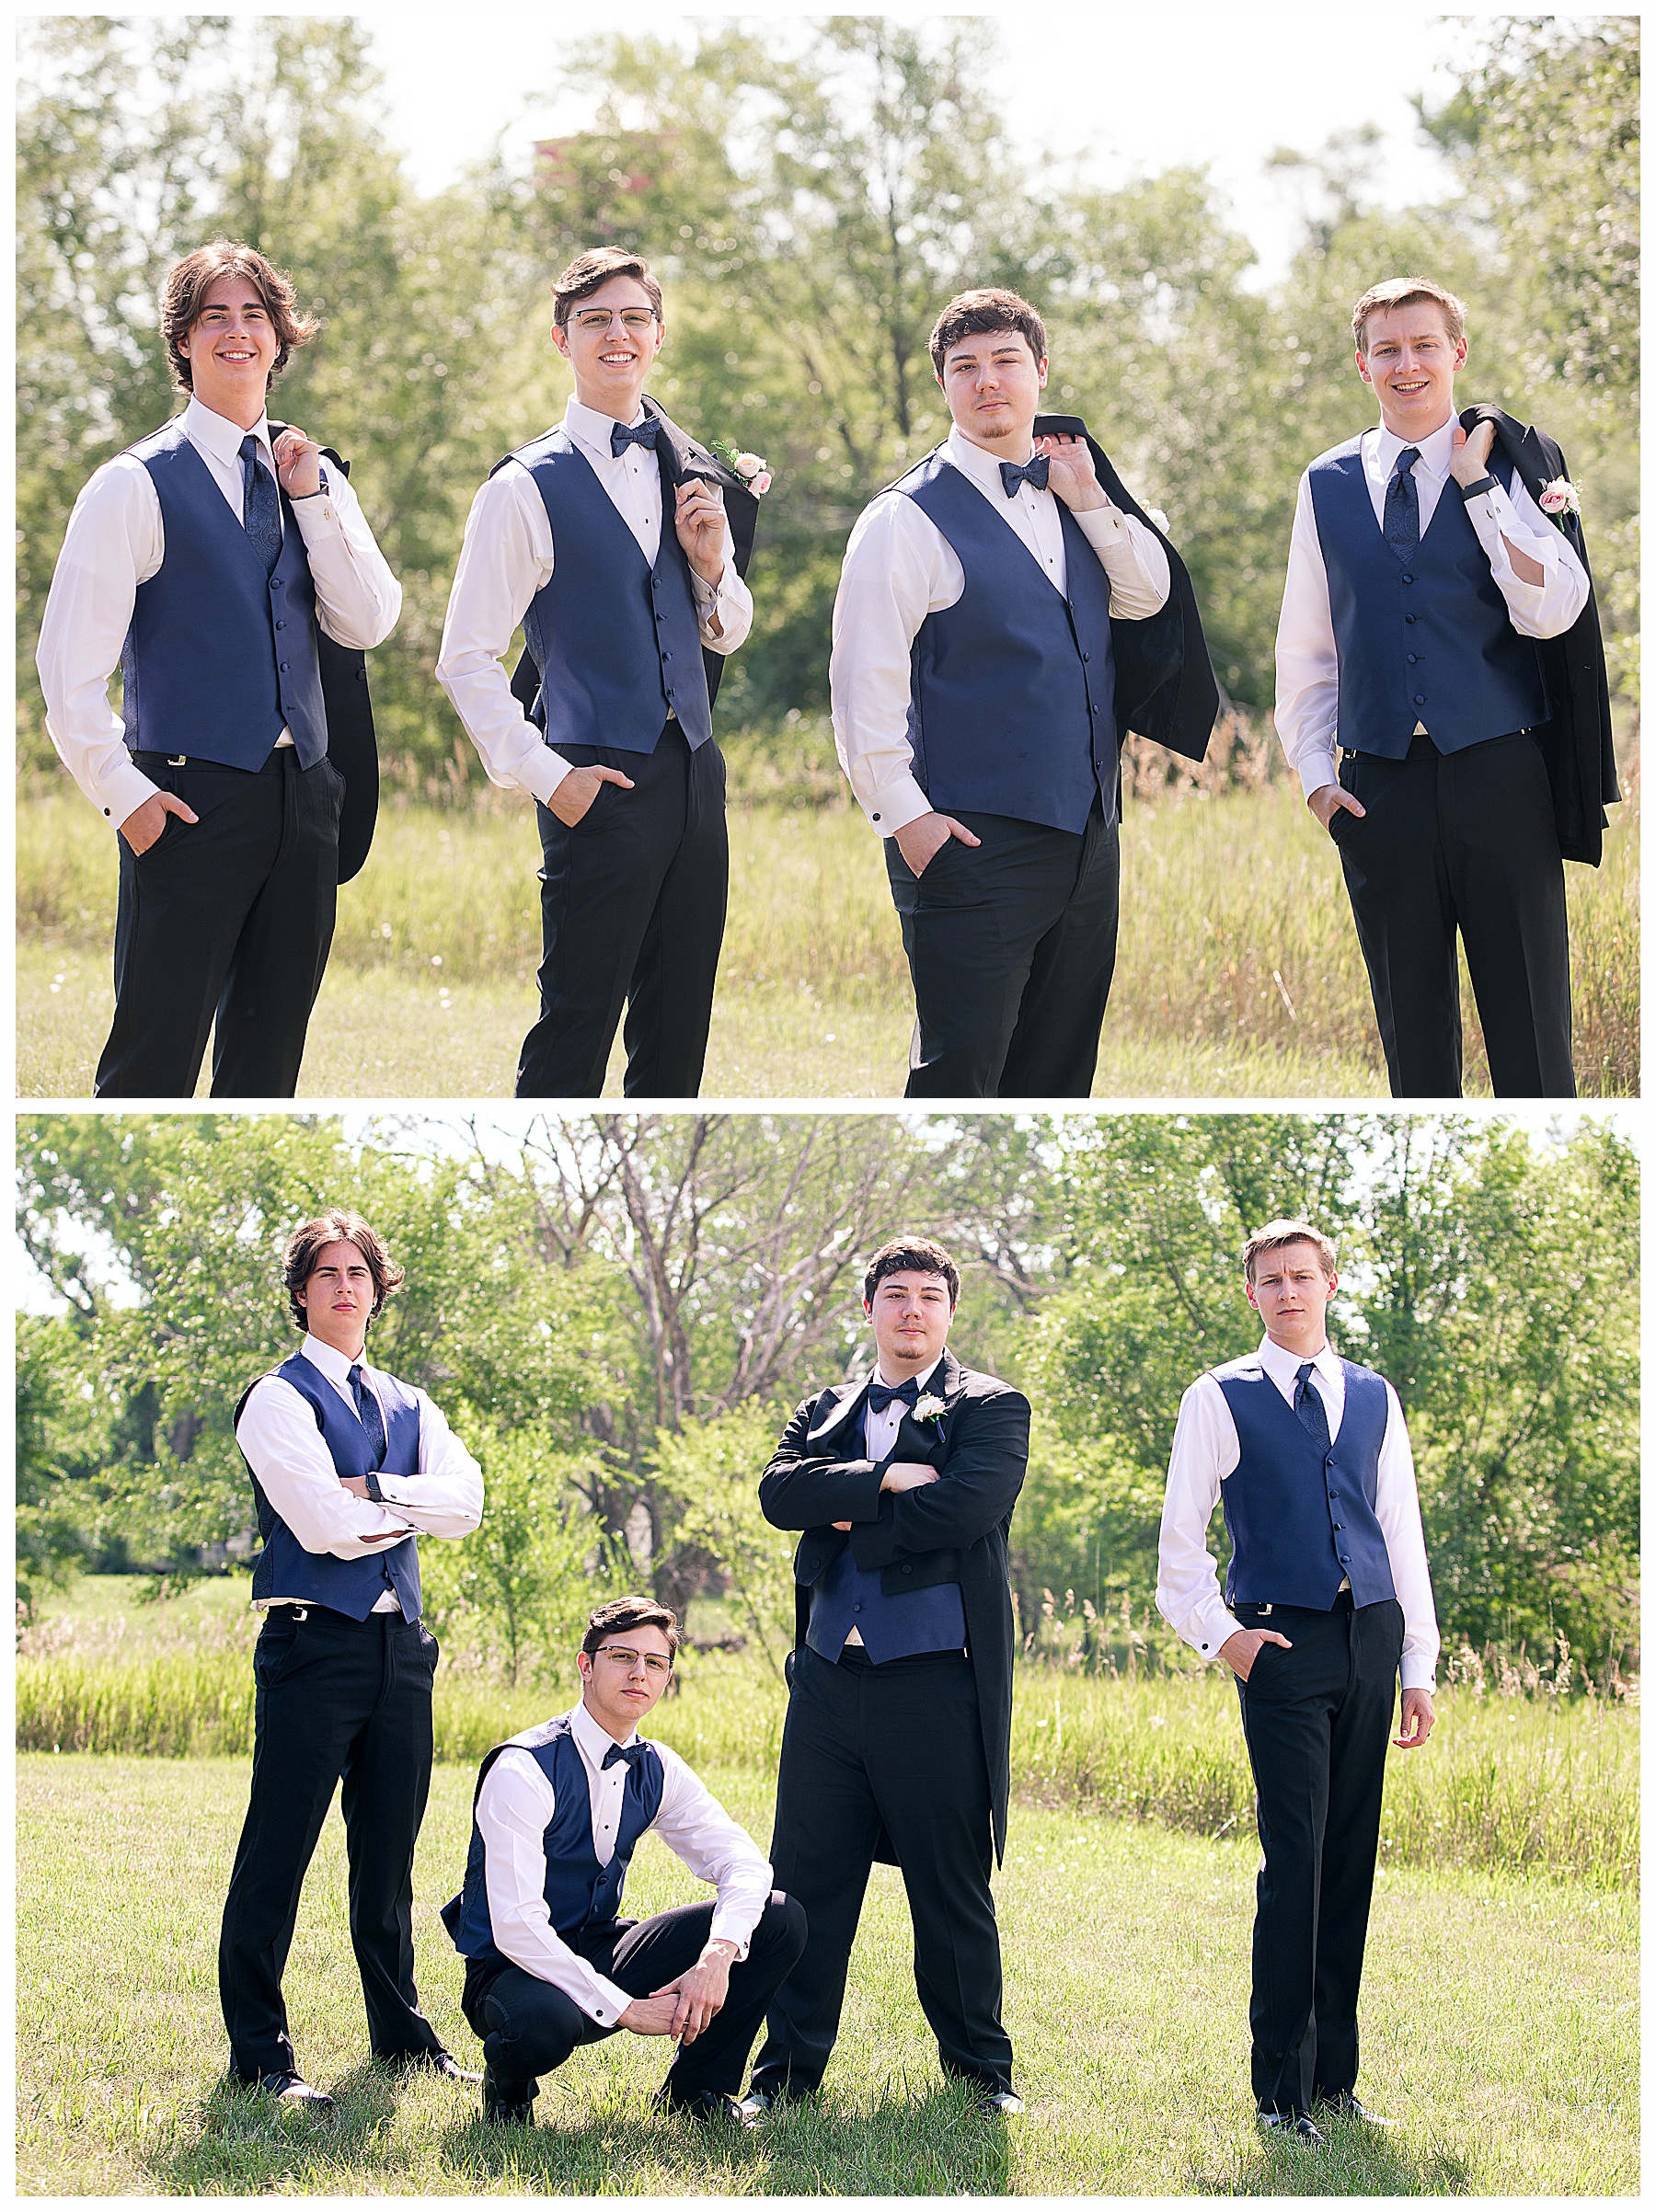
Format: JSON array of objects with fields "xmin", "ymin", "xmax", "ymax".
[{"xmin": 1456, "ymin": 475, "xmax": 1498, "ymax": 500}]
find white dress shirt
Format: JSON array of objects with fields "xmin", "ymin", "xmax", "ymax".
[
  {"xmin": 477, "ymin": 1700, "xmax": 775, "ymax": 2026},
  {"xmin": 829, "ymin": 426, "xmax": 1173, "ymax": 836},
  {"xmin": 236, "ymin": 1334, "xmax": 484, "ymax": 1610},
  {"xmin": 1274, "ymin": 414, "xmax": 1591, "ymax": 799},
  {"xmin": 35, "ymin": 394, "xmax": 403, "ymax": 831},
  {"xmin": 435, "ymin": 395, "xmax": 754, "ymax": 808},
  {"xmin": 1156, "ymin": 1335, "xmax": 1440, "ymax": 1691}
]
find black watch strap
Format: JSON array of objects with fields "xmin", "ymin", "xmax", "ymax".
[{"xmin": 1457, "ymin": 474, "xmax": 1498, "ymax": 500}]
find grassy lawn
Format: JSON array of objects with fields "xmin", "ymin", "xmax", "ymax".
[
  {"xmin": 17, "ymin": 1751, "xmax": 1637, "ymax": 2196},
  {"xmin": 18, "ymin": 781, "xmax": 1638, "ymax": 1096}
]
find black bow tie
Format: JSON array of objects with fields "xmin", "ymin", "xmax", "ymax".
[
  {"xmin": 999, "ymin": 453, "xmax": 1050, "ymax": 499},
  {"xmin": 602, "ymin": 1739, "xmax": 650, "ymax": 1772},
  {"xmin": 611, "ymin": 418, "xmax": 659, "ymax": 456},
  {"xmin": 867, "ymin": 1376, "xmax": 922, "ymax": 1415}
]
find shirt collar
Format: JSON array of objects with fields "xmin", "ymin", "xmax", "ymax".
[
  {"xmin": 1256, "ymin": 1333, "xmax": 1340, "ymax": 1388},
  {"xmin": 945, "ymin": 424, "xmax": 1040, "ymax": 499},
  {"xmin": 1374, "ymin": 413, "xmax": 1456, "ymax": 481},
  {"xmin": 185, "ymin": 393, "xmax": 271, "ymax": 469},
  {"xmin": 299, "ymin": 1333, "xmax": 365, "ymax": 1385},
  {"xmin": 565, "ymin": 395, "xmax": 646, "ymax": 464},
  {"xmin": 871, "ymin": 1353, "xmax": 946, "ymax": 1395},
  {"xmin": 569, "ymin": 1696, "xmax": 638, "ymax": 1765}
]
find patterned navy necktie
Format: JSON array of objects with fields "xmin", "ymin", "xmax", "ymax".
[
  {"xmin": 611, "ymin": 418, "xmax": 659, "ymax": 456},
  {"xmin": 998, "ymin": 453, "xmax": 1050, "ymax": 499},
  {"xmin": 1294, "ymin": 1362, "xmax": 1331, "ymax": 1450},
  {"xmin": 239, "ymin": 434, "xmax": 282, "ymax": 575},
  {"xmin": 348, "ymin": 1363, "xmax": 386, "ymax": 1467},
  {"xmin": 866, "ymin": 1375, "xmax": 921, "ymax": 1415},
  {"xmin": 1383, "ymin": 446, "xmax": 1421, "ymax": 558}
]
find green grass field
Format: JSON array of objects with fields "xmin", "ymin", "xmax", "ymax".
[
  {"xmin": 17, "ymin": 778, "xmax": 1639, "ymax": 1096},
  {"xmin": 16, "ymin": 1753, "xmax": 1638, "ymax": 2196}
]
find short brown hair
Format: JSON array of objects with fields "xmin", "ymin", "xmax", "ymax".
[
  {"xmin": 552, "ymin": 247, "xmax": 664, "ymax": 328},
  {"xmin": 1242, "ymin": 1219, "xmax": 1339, "ymax": 1283},
  {"xmin": 1351, "ymin": 277, "xmax": 1466, "ymax": 357},
  {"xmin": 929, "ymin": 288, "xmax": 1047, "ymax": 381},
  {"xmin": 581, "ymin": 1594, "xmax": 682, "ymax": 1662},
  {"xmin": 862, "ymin": 1236, "xmax": 960, "ymax": 1309},
  {"xmin": 160, "ymin": 242, "xmax": 317, "ymax": 395},
  {"xmin": 282, "ymin": 1211, "xmax": 406, "ymax": 1333}
]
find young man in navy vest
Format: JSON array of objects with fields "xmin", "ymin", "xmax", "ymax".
[
  {"xmin": 831, "ymin": 287, "xmax": 1215, "ymax": 1097},
  {"xmin": 742, "ymin": 1238, "xmax": 1028, "ymax": 2116},
  {"xmin": 1156, "ymin": 1220, "xmax": 1439, "ymax": 2141},
  {"xmin": 222, "ymin": 1211, "xmax": 484, "ymax": 2108},
  {"xmin": 437, "ymin": 246, "xmax": 756, "ymax": 1098},
  {"xmin": 443, "ymin": 1596, "xmax": 806, "ymax": 2128},
  {"xmin": 35, "ymin": 242, "xmax": 402, "ymax": 1097},
  {"xmin": 1275, "ymin": 277, "xmax": 1596, "ymax": 1097}
]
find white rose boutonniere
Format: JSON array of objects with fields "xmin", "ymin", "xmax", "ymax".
[
  {"xmin": 709, "ymin": 437, "xmax": 772, "ymax": 495},
  {"xmin": 1537, "ymin": 476, "xmax": 1581, "ymax": 521},
  {"xmin": 912, "ymin": 1393, "xmax": 947, "ymax": 1425}
]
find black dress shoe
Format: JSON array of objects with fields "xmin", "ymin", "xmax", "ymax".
[
  {"xmin": 974, "ymin": 2087, "xmax": 1026, "ymax": 2115},
  {"xmin": 1258, "ymin": 2110, "xmax": 1325, "ymax": 2144},
  {"xmin": 1317, "ymin": 2091, "xmax": 1393, "ymax": 2127},
  {"xmin": 241, "ymin": 2072, "xmax": 336, "ymax": 2113},
  {"xmin": 657, "ymin": 2085, "xmax": 756, "ymax": 2130},
  {"xmin": 380, "ymin": 2049, "xmax": 483, "ymax": 2084},
  {"xmin": 735, "ymin": 2082, "xmax": 814, "ymax": 2121},
  {"xmin": 481, "ymin": 2066, "xmax": 536, "ymax": 2126}
]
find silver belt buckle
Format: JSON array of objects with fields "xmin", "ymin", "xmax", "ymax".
[{"xmin": 167, "ymin": 753, "xmax": 187, "ymax": 767}]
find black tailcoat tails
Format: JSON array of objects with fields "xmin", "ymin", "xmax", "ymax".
[{"xmin": 749, "ymin": 1347, "xmax": 1029, "ymax": 2098}]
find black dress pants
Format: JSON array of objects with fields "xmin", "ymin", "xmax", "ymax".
[
  {"xmin": 1232, "ymin": 1593, "xmax": 1405, "ymax": 2116},
  {"xmin": 516, "ymin": 725, "xmax": 729, "ymax": 1098},
  {"xmin": 218, "ymin": 1605, "xmax": 446, "ymax": 2082},
  {"xmin": 96, "ymin": 747, "xmax": 342, "ymax": 1098},
  {"xmin": 460, "ymin": 1894, "xmax": 807, "ymax": 2103},
  {"xmin": 1329, "ymin": 730, "xmax": 1575, "ymax": 1097},
  {"xmin": 886, "ymin": 800, "xmax": 1121, "ymax": 1097},
  {"xmin": 749, "ymin": 1645, "xmax": 1015, "ymax": 2097}
]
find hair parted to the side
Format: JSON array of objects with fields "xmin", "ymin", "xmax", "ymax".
[
  {"xmin": 552, "ymin": 247, "xmax": 664, "ymax": 327},
  {"xmin": 1242, "ymin": 1218, "xmax": 1339, "ymax": 1283},
  {"xmin": 862, "ymin": 1235, "xmax": 960, "ymax": 1309},
  {"xmin": 581, "ymin": 1594, "xmax": 682, "ymax": 1661},
  {"xmin": 928, "ymin": 288, "xmax": 1048, "ymax": 380},
  {"xmin": 282, "ymin": 1211, "xmax": 406, "ymax": 1333},
  {"xmin": 1351, "ymin": 276, "xmax": 1466, "ymax": 357},
  {"xmin": 160, "ymin": 241, "xmax": 318, "ymax": 395}
]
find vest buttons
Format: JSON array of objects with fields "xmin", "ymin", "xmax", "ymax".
[
  {"xmin": 1413, "ymin": 693, "xmax": 1426, "ymax": 705},
  {"xmin": 1400, "ymin": 572, "xmax": 1414, "ymax": 584},
  {"xmin": 1406, "ymin": 652, "xmax": 1418, "ymax": 663},
  {"xmin": 902, "ymin": 1564, "xmax": 913, "ymax": 1575},
  {"xmin": 275, "ymin": 620, "xmax": 286, "ymax": 631},
  {"xmin": 1405, "ymin": 613, "xmax": 1418, "ymax": 625},
  {"xmin": 279, "ymin": 661, "xmax": 289, "ymax": 671},
  {"xmin": 270, "ymin": 579, "xmax": 283, "ymax": 591},
  {"xmin": 1081, "ymin": 651, "xmax": 1091, "ymax": 663}
]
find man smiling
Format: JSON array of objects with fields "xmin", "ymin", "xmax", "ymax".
[
  {"xmin": 1156, "ymin": 1220, "xmax": 1439, "ymax": 2140},
  {"xmin": 438, "ymin": 247, "xmax": 759, "ymax": 1098},
  {"xmin": 36, "ymin": 241, "xmax": 401, "ymax": 1096}
]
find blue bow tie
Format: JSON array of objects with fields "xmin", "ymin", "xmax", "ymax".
[
  {"xmin": 999, "ymin": 453, "xmax": 1050, "ymax": 499},
  {"xmin": 611, "ymin": 418, "xmax": 659, "ymax": 456},
  {"xmin": 867, "ymin": 1376, "xmax": 921, "ymax": 1415},
  {"xmin": 602, "ymin": 1738, "xmax": 650, "ymax": 1772}
]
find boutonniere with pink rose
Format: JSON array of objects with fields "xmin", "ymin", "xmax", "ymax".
[
  {"xmin": 1537, "ymin": 476, "xmax": 1581, "ymax": 521},
  {"xmin": 708, "ymin": 437, "xmax": 772, "ymax": 495},
  {"xmin": 912, "ymin": 1393, "xmax": 947, "ymax": 1425}
]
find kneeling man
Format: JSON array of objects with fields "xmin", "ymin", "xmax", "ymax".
[
  {"xmin": 443, "ymin": 1597, "xmax": 806, "ymax": 2127},
  {"xmin": 1156, "ymin": 1220, "xmax": 1439, "ymax": 2139}
]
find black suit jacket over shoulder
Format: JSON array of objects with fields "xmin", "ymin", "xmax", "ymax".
[{"xmin": 760, "ymin": 1347, "xmax": 1029, "ymax": 1862}]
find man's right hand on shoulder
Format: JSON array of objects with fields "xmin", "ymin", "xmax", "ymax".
[
  {"xmin": 893, "ymin": 809, "xmax": 981, "ymax": 876},
  {"xmin": 1307, "ymin": 784, "xmax": 1365, "ymax": 833},
  {"xmin": 618, "ymin": 1993, "xmax": 682, "ymax": 2036},
  {"xmin": 119, "ymin": 790, "xmax": 199, "ymax": 854},
  {"xmin": 548, "ymin": 763, "xmax": 636, "ymax": 827},
  {"xmin": 1219, "ymin": 1626, "xmax": 1293, "ymax": 1681}
]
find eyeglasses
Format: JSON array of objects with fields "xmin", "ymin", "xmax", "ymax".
[
  {"xmin": 592, "ymin": 1645, "xmax": 673, "ymax": 1678},
  {"xmin": 571, "ymin": 309, "xmax": 658, "ymax": 334}
]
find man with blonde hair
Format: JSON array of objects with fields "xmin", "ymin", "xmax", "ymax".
[
  {"xmin": 36, "ymin": 240, "xmax": 402, "ymax": 1095},
  {"xmin": 1275, "ymin": 276, "xmax": 1615, "ymax": 1097},
  {"xmin": 1156, "ymin": 1219, "xmax": 1439, "ymax": 2140}
]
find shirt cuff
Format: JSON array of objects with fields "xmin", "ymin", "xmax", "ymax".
[
  {"xmin": 287, "ymin": 464, "xmax": 336, "ymax": 519},
  {"xmin": 517, "ymin": 745, "xmax": 571, "ymax": 807},
  {"xmin": 707, "ymin": 1908, "xmax": 756, "ymax": 1963},
  {"xmin": 1071, "ymin": 500, "xmax": 1127, "ymax": 549},
  {"xmin": 97, "ymin": 758, "xmax": 164, "ymax": 831},
  {"xmin": 1190, "ymin": 1607, "xmax": 1244, "ymax": 1662},
  {"xmin": 1295, "ymin": 751, "xmax": 1339, "ymax": 802},
  {"xmin": 586, "ymin": 1972, "xmax": 632, "ymax": 2027},
  {"xmin": 688, "ymin": 561, "xmax": 721, "ymax": 611},
  {"xmin": 860, "ymin": 773, "xmax": 933, "ymax": 835},
  {"xmin": 1400, "ymin": 1655, "xmax": 1438, "ymax": 1694}
]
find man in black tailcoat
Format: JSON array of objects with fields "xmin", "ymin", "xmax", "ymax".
[{"xmin": 741, "ymin": 1236, "xmax": 1028, "ymax": 2115}]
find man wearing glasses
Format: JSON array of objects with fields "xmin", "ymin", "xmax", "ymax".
[
  {"xmin": 443, "ymin": 1597, "xmax": 807, "ymax": 2128},
  {"xmin": 438, "ymin": 247, "xmax": 759, "ymax": 1097}
]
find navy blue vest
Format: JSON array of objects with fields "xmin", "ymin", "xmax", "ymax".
[
  {"xmin": 443, "ymin": 1717, "xmax": 666, "ymax": 1961},
  {"xmin": 1214, "ymin": 1357, "xmax": 1396, "ymax": 1611},
  {"xmin": 1306, "ymin": 436, "xmax": 1547, "ymax": 757},
  {"xmin": 245, "ymin": 1352, "xmax": 423, "ymax": 1620},
  {"xmin": 121, "ymin": 418, "xmax": 328, "ymax": 770},
  {"xmin": 896, "ymin": 451, "xmax": 1118, "ymax": 834},
  {"xmin": 805, "ymin": 1392, "xmax": 967, "ymax": 1662},
  {"xmin": 502, "ymin": 427, "xmax": 712, "ymax": 757}
]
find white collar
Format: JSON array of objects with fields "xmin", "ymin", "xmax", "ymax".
[
  {"xmin": 1256, "ymin": 1333, "xmax": 1340, "ymax": 1389},
  {"xmin": 185, "ymin": 393, "xmax": 271, "ymax": 467},
  {"xmin": 565, "ymin": 394, "xmax": 647, "ymax": 462},
  {"xmin": 569, "ymin": 1696, "xmax": 638, "ymax": 1765},
  {"xmin": 1374, "ymin": 413, "xmax": 1456, "ymax": 480},
  {"xmin": 871, "ymin": 1352, "xmax": 946, "ymax": 1395},
  {"xmin": 299, "ymin": 1332, "xmax": 368, "ymax": 1384},
  {"xmin": 945, "ymin": 423, "xmax": 1039, "ymax": 499}
]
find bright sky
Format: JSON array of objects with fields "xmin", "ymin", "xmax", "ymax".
[{"xmin": 357, "ymin": 3, "xmax": 1483, "ymax": 284}]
